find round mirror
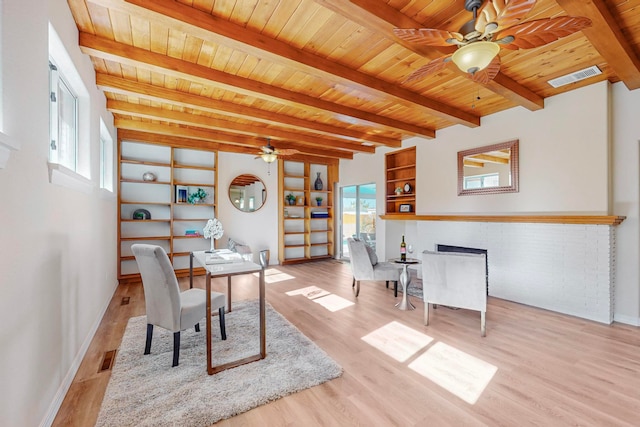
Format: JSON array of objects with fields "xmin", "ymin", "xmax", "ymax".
[{"xmin": 229, "ymin": 174, "xmax": 266, "ymax": 212}]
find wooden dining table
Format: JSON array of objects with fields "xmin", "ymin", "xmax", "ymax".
[{"xmin": 190, "ymin": 251, "xmax": 266, "ymax": 375}]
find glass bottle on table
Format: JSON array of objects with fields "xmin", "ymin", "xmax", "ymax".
[{"xmin": 400, "ymin": 235, "xmax": 406, "ymax": 262}]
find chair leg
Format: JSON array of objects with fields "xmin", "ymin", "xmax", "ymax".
[
  {"xmin": 144, "ymin": 324, "xmax": 153, "ymax": 355},
  {"xmin": 386, "ymin": 280, "xmax": 389, "ymax": 289},
  {"xmin": 219, "ymin": 307, "xmax": 227, "ymax": 340},
  {"xmin": 394, "ymin": 281, "xmax": 398, "ymax": 298},
  {"xmin": 352, "ymin": 277, "xmax": 355, "ymax": 288},
  {"xmin": 172, "ymin": 331, "xmax": 180, "ymax": 367},
  {"xmin": 195, "ymin": 322, "xmax": 200, "ymax": 332},
  {"xmin": 355, "ymin": 280, "xmax": 360, "ymax": 297},
  {"xmin": 424, "ymin": 302, "xmax": 430, "ymax": 326},
  {"xmin": 481, "ymin": 311, "xmax": 486, "ymax": 337}
]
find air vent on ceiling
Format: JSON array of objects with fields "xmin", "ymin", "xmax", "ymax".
[{"xmin": 547, "ymin": 66, "xmax": 602, "ymax": 88}]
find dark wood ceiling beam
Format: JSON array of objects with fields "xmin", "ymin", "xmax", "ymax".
[
  {"xmin": 107, "ymin": 100, "xmax": 375, "ymax": 153},
  {"xmin": 114, "ymin": 119, "xmax": 354, "ymax": 159},
  {"xmin": 80, "ymin": 32, "xmax": 436, "ymax": 138},
  {"xmin": 315, "ymin": 0, "xmax": 544, "ymax": 110},
  {"xmin": 122, "ymin": 0, "xmax": 478, "ymax": 128},
  {"xmin": 96, "ymin": 73, "xmax": 400, "ymax": 147},
  {"xmin": 556, "ymin": 0, "xmax": 640, "ymax": 90}
]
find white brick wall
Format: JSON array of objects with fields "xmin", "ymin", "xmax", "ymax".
[{"xmin": 415, "ymin": 221, "xmax": 614, "ymax": 323}]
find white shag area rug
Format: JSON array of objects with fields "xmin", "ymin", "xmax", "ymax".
[{"xmin": 96, "ymin": 300, "xmax": 343, "ymax": 427}]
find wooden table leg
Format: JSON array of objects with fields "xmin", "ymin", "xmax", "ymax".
[
  {"xmin": 259, "ymin": 267, "xmax": 266, "ymax": 357},
  {"xmin": 207, "ymin": 268, "xmax": 267, "ymax": 375},
  {"xmin": 206, "ymin": 271, "xmax": 212, "ymax": 374},
  {"xmin": 227, "ymin": 276, "xmax": 232, "ymax": 312},
  {"xmin": 189, "ymin": 252, "xmax": 193, "ymax": 289}
]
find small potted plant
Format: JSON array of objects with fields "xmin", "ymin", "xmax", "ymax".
[
  {"xmin": 286, "ymin": 193, "xmax": 296, "ymax": 205},
  {"xmin": 394, "ymin": 187, "xmax": 403, "ymax": 196},
  {"xmin": 188, "ymin": 188, "xmax": 208, "ymax": 204},
  {"xmin": 315, "ymin": 196, "xmax": 323, "ymax": 206}
]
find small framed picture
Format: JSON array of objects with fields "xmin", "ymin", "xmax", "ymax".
[
  {"xmin": 399, "ymin": 204, "xmax": 412, "ymax": 213},
  {"xmin": 175, "ymin": 185, "xmax": 188, "ymax": 203}
]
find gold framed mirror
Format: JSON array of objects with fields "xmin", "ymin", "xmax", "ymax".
[
  {"xmin": 458, "ymin": 139, "xmax": 519, "ymax": 196},
  {"xmin": 229, "ymin": 174, "xmax": 266, "ymax": 212}
]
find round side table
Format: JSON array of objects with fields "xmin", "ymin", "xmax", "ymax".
[{"xmin": 391, "ymin": 258, "xmax": 420, "ymax": 310}]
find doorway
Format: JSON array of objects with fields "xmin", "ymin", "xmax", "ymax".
[{"xmin": 340, "ymin": 183, "xmax": 376, "ymax": 259}]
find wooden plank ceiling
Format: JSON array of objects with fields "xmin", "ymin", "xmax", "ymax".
[{"xmin": 67, "ymin": 0, "xmax": 640, "ymax": 162}]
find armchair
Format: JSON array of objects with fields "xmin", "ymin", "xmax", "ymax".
[
  {"xmin": 421, "ymin": 250, "xmax": 487, "ymax": 336},
  {"xmin": 132, "ymin": 244, "xmax": 227, "ymax": 367},
  {"xmin": 347, "ymin": 238, "xmax": 401, "ymax": 297}
]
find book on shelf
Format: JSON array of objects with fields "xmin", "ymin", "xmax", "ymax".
[{"xmin": 311, "ymin": 211, "xmax": 329, "ymax": 218}]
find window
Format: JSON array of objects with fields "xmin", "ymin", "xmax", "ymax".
[
  {"xmin": 47, "ymin": 23, "xmax": 92, "ymax": 192},
  {"xmin": 49, "ymin": 58, "xmax": 78, "ymax": 171},
  {"xmin": 100, "ymin": 119, "xmax": 114, "ymax": 191},
  {"xmin": 464, "ymin": 173, "xmax": 500, "ymax": 189},
  {"xmin": 341, "ymin": 183, "xmax": 377, "ymax": 258}
]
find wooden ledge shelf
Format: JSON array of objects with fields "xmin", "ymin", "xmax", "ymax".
[{"xmin": 380, "ymin": 214, "xmax": 626, "ymax": 226}]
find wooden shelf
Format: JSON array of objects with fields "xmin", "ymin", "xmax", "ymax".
[
  {"xmin": 279, "ymin": 159, "xmax": 338, "ymax": 264},
  {"xmin": 379, "ymin": 214, "xmax": 626, "ymax": 226},
  {"xmin": 120, "ymin": 219, "xmax": 170, "ymax": 222},
  {"xmin": 121, "ymin": 159, "xmax": 170, "ymax": 167},
  {"xmin": 173, "ymin": 163, "xmax": 215, "ymax": 171},
  {"xmin": 121, "ymin": 179, "xmax": 171, "ymax": 185},
  {"xmin": 120, "ymin": 200, "xmax": 171, "ymax": 205},
  {"xmin": 385, "ymin": 146, "xmax": 416, "ymax": 214},
  {"xmin": 120, "ymin": 236, "xmax": 171, "ymax": 241},
  {"xmin": 118, "ymin": 141, "xmax": 217, "ymax": 281}
]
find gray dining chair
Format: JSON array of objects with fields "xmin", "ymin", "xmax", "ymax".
[
  {"xmin": 347, "ymin": 237, "xmax": 401, "ymax": 297},
  {"xmin": 132, "ymin": 244, "xmax": 227, "ymax": 367},
  {"xmin": 421, "ymin": 250, "xmax": 488, "ymax": 336}
]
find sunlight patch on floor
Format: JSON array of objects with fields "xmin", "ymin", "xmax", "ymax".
[
  {"xmin": 311, "ymin": 294, "xmax": 355, "ymax": 312},
  {"xmin": 285, "ymin": 285, "xmax": 330, "ymax": 299},
  {"xmin": 408, "ymin": 341, "xmax": 497, "ymax": 404},
  {"xmin": 253, "ymin": 268, "xmax": 295, "ymax": 283},
  {"xmin": 361, "ymin": 321, "xmax": 433, "ymax": 362},
  {"xmin": 285, "ymin": 286, "xmax": 354, "ymax": 312}
]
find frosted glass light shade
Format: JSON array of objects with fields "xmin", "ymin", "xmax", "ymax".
[
  {"xmin": 261, "ymin": 153, "xmax": 277, "ymax": 163},
  {"xmin": 451, "ymin": 42, "xmax": 500, "ymax": 74}
]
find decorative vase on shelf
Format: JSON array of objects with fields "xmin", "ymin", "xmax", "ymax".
[{"xmin": 314, "ymin": 172, "xmax": 323, "ymax": 190}]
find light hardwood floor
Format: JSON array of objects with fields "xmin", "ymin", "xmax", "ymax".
[{"xmin": 53, "ymin": 260, "xmax": 640, "ymax": 426}]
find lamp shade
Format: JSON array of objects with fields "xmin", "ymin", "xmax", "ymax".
[
  {"xmin": 451, "ymin": 41, "xmax": 500, "ymax": 74},
  {"xmin": 261, "ymin": 153, "xmax": 277, "ymax": 163}
]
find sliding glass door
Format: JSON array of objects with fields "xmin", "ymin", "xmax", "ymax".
[{"xmin": 340, "ymin": 183, "xmax": 376, "ymax": 259}]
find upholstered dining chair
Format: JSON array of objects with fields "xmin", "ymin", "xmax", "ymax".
[
  {"xmin": 347, "ymin": 237, "xmax": 401, "ymax": 297},
  {"xmin": 421, "ymin": 250, "xmax": 488, "ymax": 336},
  {"xmin": 131, "ymin": 244, "xmax": 227, "ymax": 367}
]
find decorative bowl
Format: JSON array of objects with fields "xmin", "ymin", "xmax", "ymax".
[{"xmin": 142, "ymin": 172, "xmax": 157, "ymax": 181}]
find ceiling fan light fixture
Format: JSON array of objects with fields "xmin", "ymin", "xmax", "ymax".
[
  {"xmin": 451, "ymin": 41, "xmax": 500, "ymax": 74},
  {"xmin": 260, "ymin": 152, "xmax": 277, "ymax": 163}
]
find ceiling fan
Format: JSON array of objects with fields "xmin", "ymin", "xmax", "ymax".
[
  {"xmin": 256, "ymin": 138, "xmax": 299, "ymax": 163},
  {"xmin": 393, "ymin": 0, "xmax": 592, "ymax": 84}
]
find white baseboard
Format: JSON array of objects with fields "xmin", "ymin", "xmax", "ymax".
[
  {"xmin": 39, "ymin": 280, "xmax": 119, "ymax": 427},
  {"xmin": 613, "ymin": 313, "xmax": 640, "ymax": 326}
]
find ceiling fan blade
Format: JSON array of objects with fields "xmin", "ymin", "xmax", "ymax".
[
  {"xmin": 495, "ymin": 16, "xmax": 592, "ymax": 50},
  {"xmin": 393, "ymin": 28, "xmax": 464, "ymax": 46},
  {"xmin": 260, "ymin": 145, "xmax": 274, "ymax": 153},
  {"xmin": 467, "ymin": 55, "xmax": 501, "ymax": 84},
  {"xmin": 404, "ymin": 55, "xmax": 452, "ymax": 83},
  {"xmin": 475, "ymin": 0, "xmax": 536, "ymax": 35}
]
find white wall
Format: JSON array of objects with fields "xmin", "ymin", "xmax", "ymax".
[
  {"xmin": 611, "ymin": 83, "xmax": 640, "ymax": 325},
  {"xmin": 0, "ymin": 1, "xmax": 117, "ymax": 426},
  {"xmin": 341, "ymin": 81, "xmax": 640, "ymax": 325},
  {"xmin": 217, "ymin": 153, "xmax": 279, "ymax": 265},
  {"xmin": 413, "ymin": 82, "xmax": 610, "ymax": 214}
]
